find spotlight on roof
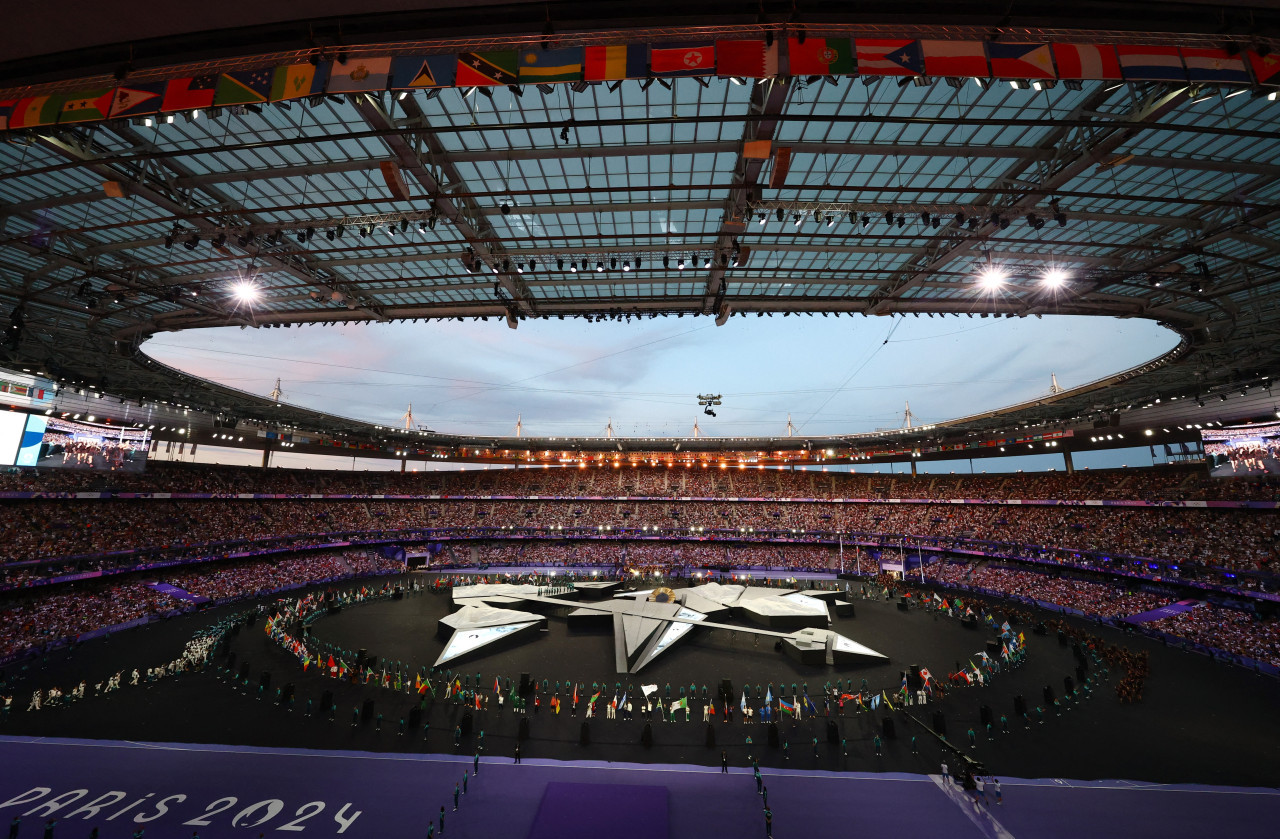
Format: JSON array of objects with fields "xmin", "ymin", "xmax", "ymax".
[
  {"xmin": 977, "ymin": 266, "xmax": 1007, "ymax": 290},
  {"xmin": 1041, "ymin": 268, "xmax": 1068, "ymax": 288},
  {"xmin": 231, "ymin": 280, "xmax": 260, "ymax": 304}
]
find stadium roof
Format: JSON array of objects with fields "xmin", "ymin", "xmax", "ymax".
[{"xmin": 1, "ymin": 1, "xmax": 1279, "ymax": 458}]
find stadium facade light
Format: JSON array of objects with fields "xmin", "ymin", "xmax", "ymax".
[
  {"xmin": 1042, "ymin": 268, "xmax": 1069, "ymax": 288},
  {"xmin": 977, "ymin": 267, "xmax": 1007, "ymax": 290},
  {"xmin": 231, "ymin": 280, "xmax": 261, "ymax": 304}
]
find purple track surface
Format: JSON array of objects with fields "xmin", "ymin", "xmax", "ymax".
[
  {"xmin": 1, "ymin": 736, "xmax": 1276, "ymax": 839},
  {"xmin": 526, "ymin": 782, "xmax": 667, "ymax": 839},
  {"xmin": 1122, "ymin": 600, "xmax": 1199, "ymax": 624}
]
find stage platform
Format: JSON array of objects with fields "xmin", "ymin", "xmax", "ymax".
[{"xmin": 1, "ymin": 736, "xmax": 1275, "ymax": 839}]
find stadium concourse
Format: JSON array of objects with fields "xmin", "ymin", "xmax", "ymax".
[{"xmin": 4, "ymin": 1, "xmax": 1280, "ymax": 837}]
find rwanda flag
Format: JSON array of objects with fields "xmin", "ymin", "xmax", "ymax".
[
  {"xmin": 518, "ymin": 47, "xmax": 584, "ymax": 83},
  {"xmin": 457, "ymin": 51, "xmax": 518, "ymax": 86}
]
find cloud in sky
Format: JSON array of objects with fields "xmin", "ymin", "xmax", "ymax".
[{"xmin": 144, "ymin": 314, "xmax": 1177, "ymax": 438}]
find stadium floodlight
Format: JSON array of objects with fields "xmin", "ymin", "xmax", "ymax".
[
  {"xmin": 231, "ymin": 280, "xmax": 261, "ymax": 304},
  {"xmin": 1041, "ymin": 268, "xmax": 1069, "ymax": 288},
  {"xmin": 977, "ymin": 266, "xmax": 1007, "ymax": 290}
]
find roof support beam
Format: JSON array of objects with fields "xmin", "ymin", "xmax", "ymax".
[
  {"xmin": 351, "ymin": 93, "xmax": 535, "ymax": 318},
  {"xmin": 702, "ymin": 77, "xmax": 791, "ymax": 315},
  {"xmin": 864, "ymin": 85, "xmax": 1190, "ymax": 314}
]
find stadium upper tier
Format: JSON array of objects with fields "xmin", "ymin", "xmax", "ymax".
[
  {"xmin": 1, "ymin": 4, "xmax": 1278, "ymax": 452},
  {"xmin": 1, "ymin": 460, "xmax": 1275, "ymax": 501}
]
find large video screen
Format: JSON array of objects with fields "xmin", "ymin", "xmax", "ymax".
[
  {"xmin": 15, "ymin": 415, "xmax": 152, "ymax": 472},
  {"xmin": 1203, "ymin": 420, "xmax": 1280, "ymax": 477}
]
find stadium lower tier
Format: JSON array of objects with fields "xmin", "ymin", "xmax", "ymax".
[
  {"xmin": 2, "ymin": 550, "xmax": 1276, "ymax": 671},
  {"xmin": 1, "ymin": 498, "xmax": 1276, "ymax": 586}
]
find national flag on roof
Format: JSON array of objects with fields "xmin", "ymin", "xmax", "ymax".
[
  {"xmin": 987, "ymin": 43, "xmax": 1056, "ymax": 79},
  {"xmin": 0, "ymin": 100, "xmax": 13, "ymax": 131},
  {"xmin": 517, "ymin": 47, "xmax": 584, "ymax": 83},
  {"xmin": 328, "ymin": 57, "xmax": 393, "ymax": 93},
  {"xmin": 215, "ymin": 67, "xmax": 276, "ymax": 106},
  {"xmin": 921, "ymin": 41, "xmax": 988, "ymax": 77},
  {"xmin": 584, "ymin": 44, "xmax": 648, "ymax": 81},
  {"xmin": 855, "ymin": 39, "xmax": 923, "ymax": 76},
  {"xmin": 1248, "ymin": 49, "xmax": 1280, "ymax": 86},
  {"xmin": 650, "ymin": 43, "xmax": 716, "ymax": 76},
  {"xmin": 1116, "ymin": 45, "xmax": 1186, "ymax": 81},
  {"xmin": 391, "ymin": 55, "xmax": 457, "ymax": 89},
  {"xmin": 58, "ymin": 89, "xmax": 114, "ymax": 123},
  {"xmin": 107, "ymin": 83, "xmax": 165, "ymax": 118},
  {"xmin": 1052, "ymin": 44, "xmax": 1123, "ymax": 80},
  {"xmin": 457, "ymin": 51, "xmax": 519, "ymax": 86},
  {"xmin": 271, "ymin": 62, "xmax": 328, "ymax": 101},
  {"xmin": 715, "ymin": 40, "xmax": 779, "ymax": 78},
  {"xmin": 1180, "ymin": 48, "xmax": 1250, "ymax": 84},
  {"xmin": 161, "ymin": 75, "xmax": 218, "ymax": 112},
  {"xmin": 9, "ymin": 95, "xmax": 62, "ymax": 128},
  {"xmin": 789, "ymin": 37, "xmax": 855, "ymax": 75}
]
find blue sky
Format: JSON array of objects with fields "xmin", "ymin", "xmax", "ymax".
[{"xmin": 145, "ymin": 313, "xmax": 1177, "ymax": 441}]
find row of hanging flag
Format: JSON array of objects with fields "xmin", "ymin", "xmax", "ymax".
[{"xmin": 2, "ymin": 38, "xmax": 1277, "ymax": 131}]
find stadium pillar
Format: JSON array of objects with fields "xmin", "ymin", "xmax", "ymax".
[
  {"xmin": 400, "ymin": 458, "xmax": 406, "ymax": 473},
  {"xmin": 1063, "ymin": 450, "xmax": 1074, "ymax": 474},
  {"xmin": 261, "ymin": 441, "xmax": 272, "ymax": 469},
  {"xmin": 910, "ymin": 459, "xmax": 917, "ymax": 477}
]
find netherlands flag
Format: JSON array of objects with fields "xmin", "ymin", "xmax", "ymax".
[
  {"xmin": 986, "ymin": 43, "xmax": 1056, "ymax": 80},
  {"xmin": 1052, "ymin": 44, "xmax": 1123, "ymax": 80},
  {"xmin": 1116, "ymin": 45, "xmax": 1186, "ymax": 81},
  {"xmin": 920, "ymin": 41, "xmax": 988, "ymax": 77},
  {"xmin": 1180, "ymin": 48, "xmax": 1250, "ymax": 84},
  {"xmin": 855, "ymin": 39, "xmax": 923, "ymax": 76}
]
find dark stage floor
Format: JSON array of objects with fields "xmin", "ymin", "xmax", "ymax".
[{"xmin": 3, "ymin": 574, "xmax": 1279, "ymax": 790}]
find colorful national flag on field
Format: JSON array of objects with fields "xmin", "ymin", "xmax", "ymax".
[
  {"xmin": 881, "ymin": 691, "xmax": 895, "ymax": 711},
  {"xmin": 327, "ymin": 57, "xmax": 393, "ymax": 93},
  {"xmin": 161, "ymin": 75, "xmax": 218, "ymax": 112},
  {"xmin": 1017, "ymin": 631, "xmax": 1025, "ymax": 644},
  {"xmin": 921, "ymin": 41, "xmax": 988, "ymax": 77},
  {"xmin": 391, "ymin": 55, "xmax": 457, "ymax": 89},
  {"xmin": 1180, "ymin": 48, "xmax": 1250, "ymax": 84},
  {"xmin": 715, "ymin": 39, "xmax": 779, "ymax": 77},
  {"xmin": 986, "ymin": 43, "xmax": 1056, "ymax": 79},
  {"xmin": 765, "ymin": 686, "xmax": 772, "ymax": 705},
  {"xmin": 107, "ymin": 83, "xmax": 165, "ymax": 118},
  {"xmin": 779, "ymin": 698, "xmax": 796, "ymax": 715},
  {"xmin": 741, "ymin": 691, "xmax": 748, "ymax": 713},
  {"xmin": 8, "ymin": 95, "xmax": 62, "ymax": 128},
  {"xmin": 789, "ymin": 37, "xmax": 855, "ymax": 75},
  {"xmin": 494, "ymin": 676, "xmax": 501, "ymax": 694},
  {"xmin": 58, "ymin": 89, "xmax": 114, "ymax": 123},
  {"xmin": 869, "ymin": 694, "xmax": 881, "ymax": 710},
  {"xmin": 650, "ymin": 43, "xmax": 716, "ymax": 76},
  {"xmin": 670, "ymin": 696, "xmax": 688, "ymax": 712},
  {"xmin": 572, "ymin": 683, "xmax": 579, "ymax": 705},
  {"xmin": 517, "ymin": 47, "xmax": 584, "ymax": 83},
  {"xmin": 1248, "ymin": 49, "xmax": 1280, "ymax": 86},
  {"xmin": 457, "ymin": 51, "xmax": 518, "ymax": 86},
  {"xmin": 271, "ymin": 62, "xmax": 328, "ymax": 101},
  {"xmin": 215, "ymin": 67, "xmax": 276, "ymax": 106},
  {"xmin": 855, "ymin": 39, "xmax": 923, "ymax": 76},
  {"xmin": 803, "ymin": 694, "xmax": 818, "ymax": 715},
  {"xmin": 1052, "ymin": 44, "xmax": 1123, "ymax": 80},
  {"xmin": 919, "ymin": 667, "xmax": 932, "ymax": 683},
  {"xmin": 584, "ymin": 44, "xmax": 648, "ymax": 81},
  {"xmin": 1116, "ymin": 45, "xmax": 1186, "ymax": 81}
]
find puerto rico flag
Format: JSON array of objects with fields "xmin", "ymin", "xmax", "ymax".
[
  {"xmin": 920, "ymin": 41, "xmax": 988, "ymax": 77},
  {"xmin": 987, "ymin": 43, "xmax": 1056, "ymax": 79},
  {"xmin": 1180, "ymin": 48, "xmax": 1250, "ymax": 84},
  {"xmin": 855, "ymin": 39, "xmax": 923, "ymax": 76},
  {"xmin": 1116, "ymin": 45, "xmax": 1186, "ymax": 81},
  {"xmin": 1052, "ymin": 44, "xmax": 1123, "ymax": 80}
]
